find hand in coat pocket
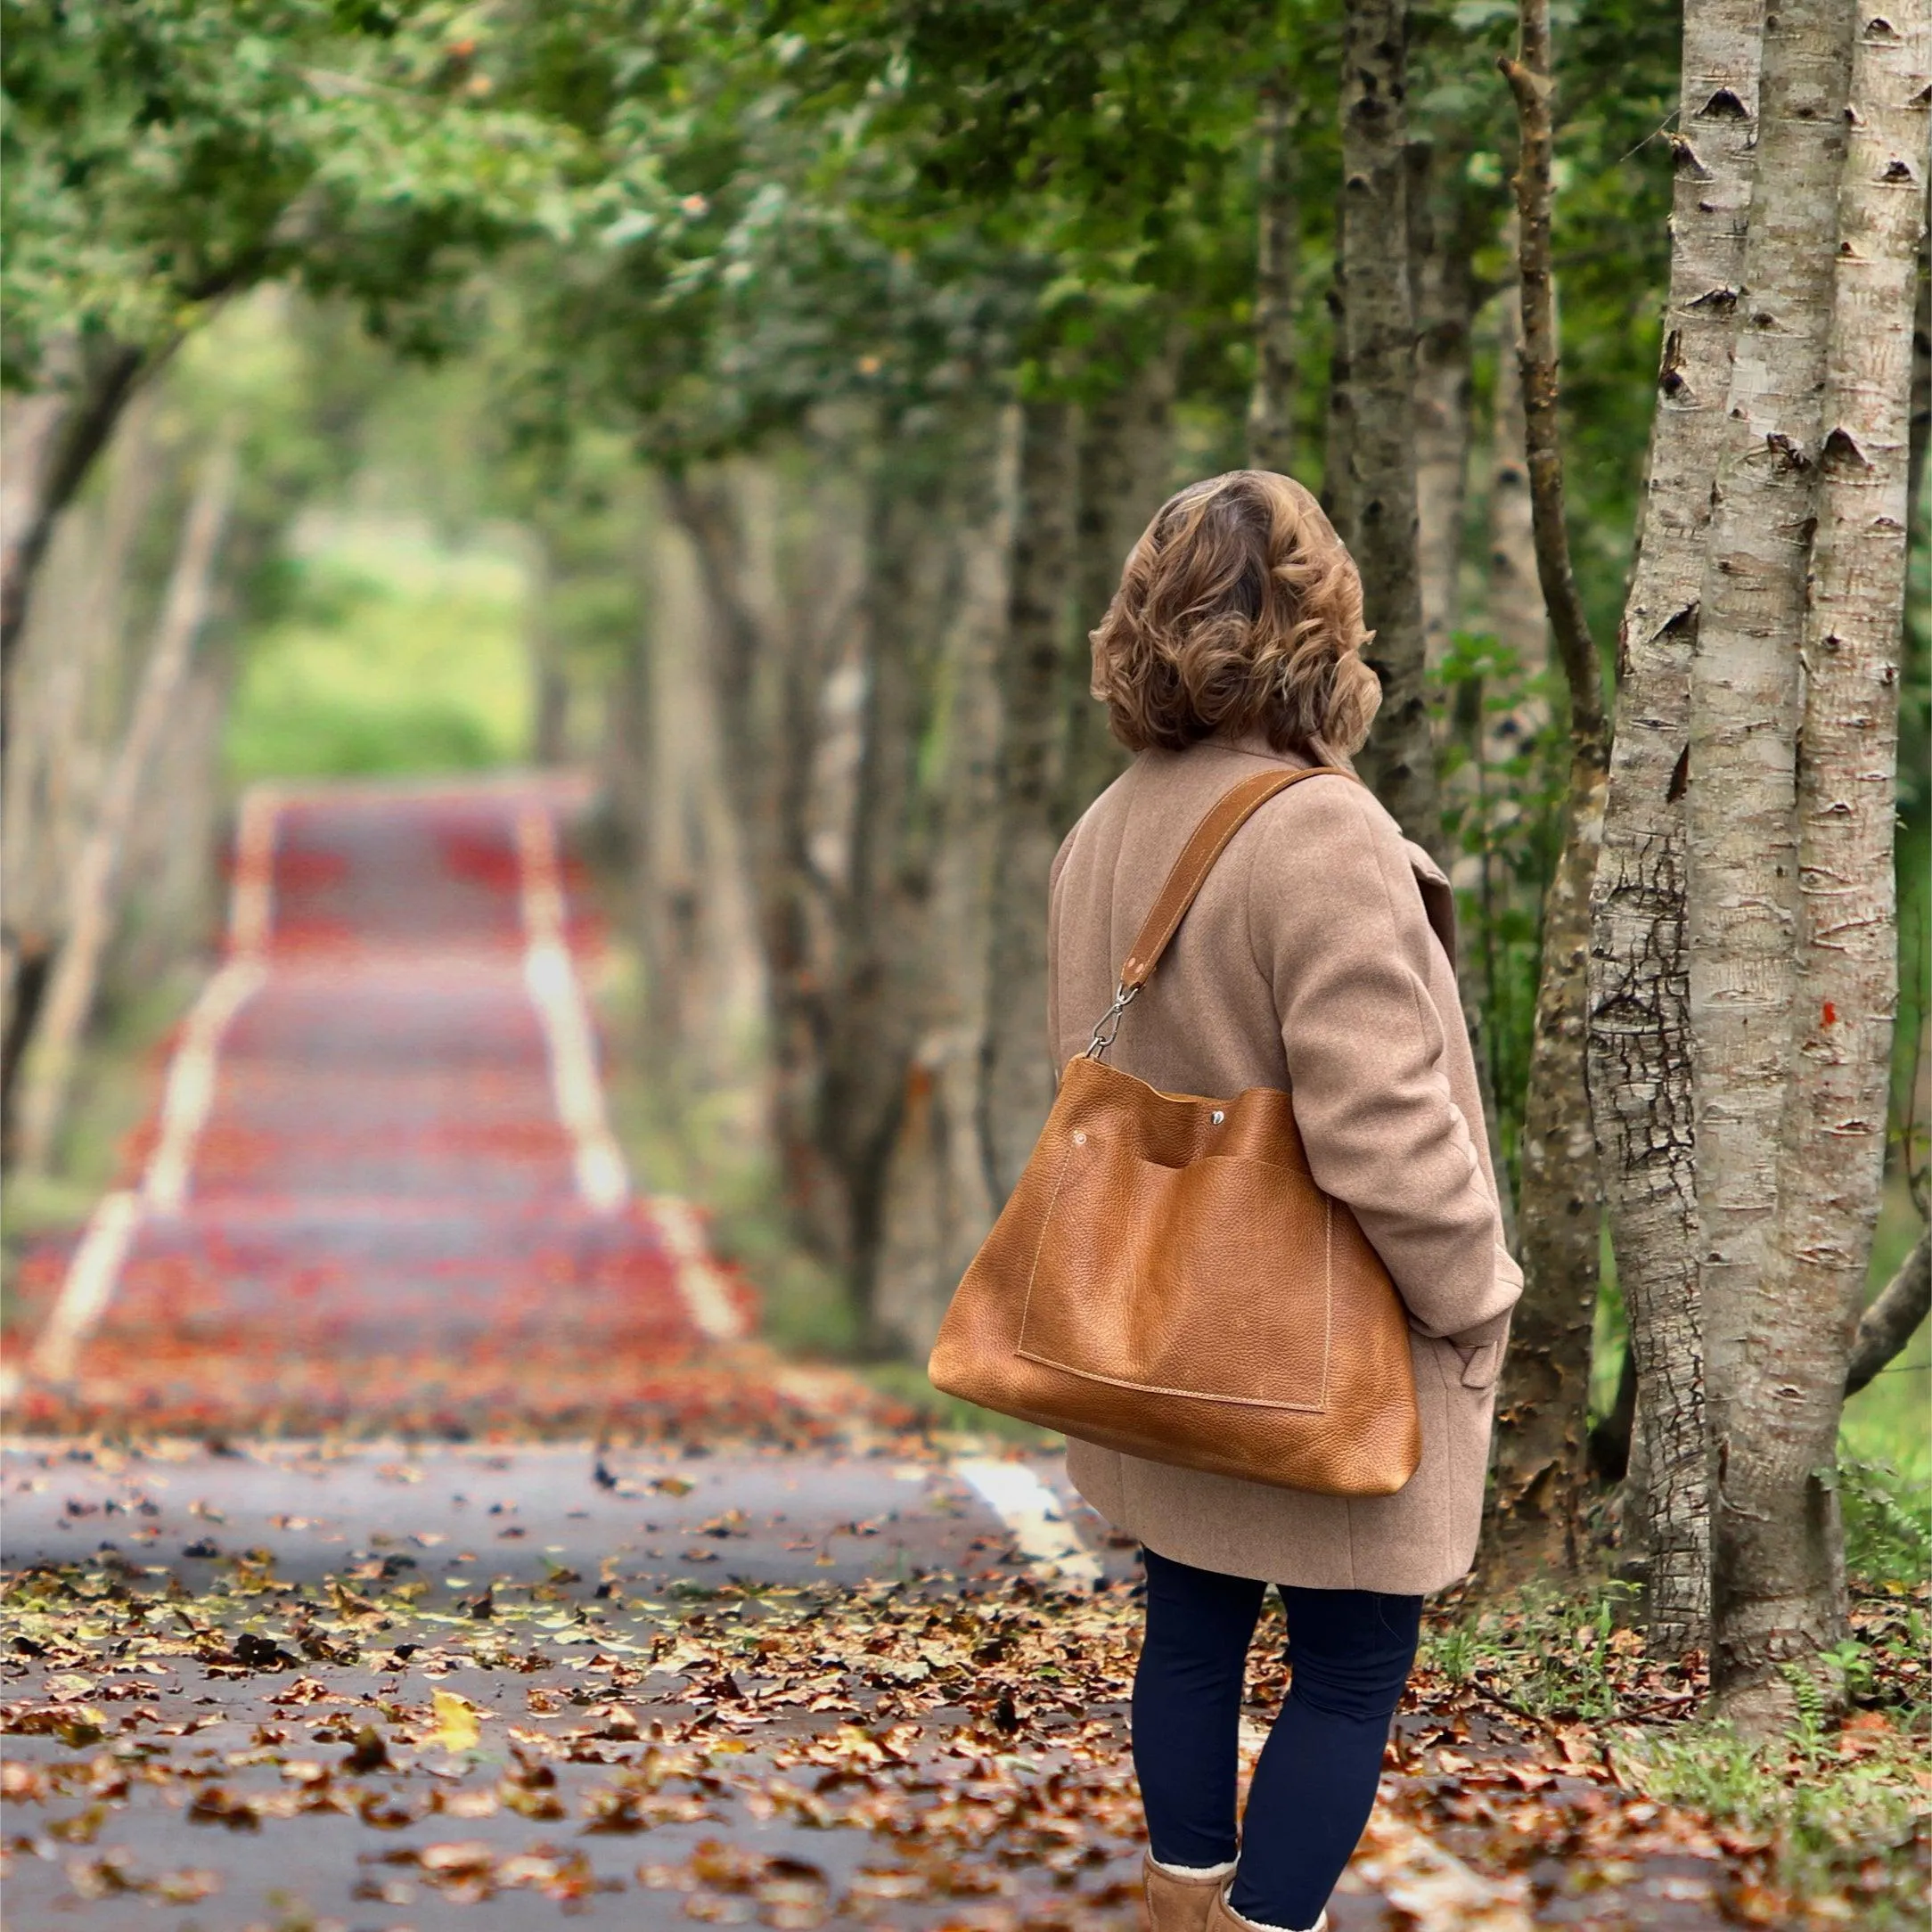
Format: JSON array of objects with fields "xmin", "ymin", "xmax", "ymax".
[{"xmin": 1447, "ymin": 1311, "xmax": 1510, "ymax": 1390}]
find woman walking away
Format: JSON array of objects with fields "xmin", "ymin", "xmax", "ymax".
[{"xmin": 1047, "ymin": 472, "xmax": 1522, "ymax": 1932}]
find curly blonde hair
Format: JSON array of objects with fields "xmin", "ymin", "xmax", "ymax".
[{"xmin": 1089, "ymin": 470, "xmax": 1380, "ymax": 763}]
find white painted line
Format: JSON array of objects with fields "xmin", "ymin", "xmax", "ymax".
[
  {"xmin": 954, "ymin": 1456, "xmax": 1102, "ymax": 1591},
  {"xmin": 146, "ymin": 785, "xmax": 279, "ymax": 1213},
  {"xmin": 512, "ymin": 800, "xmax": 753, "ymax": 1344},
  {"xmin": 143, "ymin": 957, "xmax": 267, "ymax": 1214},
  {"xmin": 28, "ymin": 1191, "xmax": 143, "ymax": 1381},
  {"xmin": 14, "ymin": 788, "xmax": 282, "ymax": 1394},
  {"xmin": 647, "ymin": 1194, "xmax": 749, "ymax": 1343},
  {"xmin": 514, "ymin": 804, "xmax": 630, "ymax": 1215}
]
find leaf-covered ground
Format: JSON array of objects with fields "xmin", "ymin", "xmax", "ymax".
[
  {"xmin": 3, "ymin": 1434, "xmax": 1925, "ymax": 1930},
  {"xmin": 4, "ymin": 784, "xmax": 1924, "ymax": 1928}
]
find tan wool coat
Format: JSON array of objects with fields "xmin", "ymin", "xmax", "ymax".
[{"xmin": 1046, "ymin": 738, "xmax": 1523, "ymax": 1596}]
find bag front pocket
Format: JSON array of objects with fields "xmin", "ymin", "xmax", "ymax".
[{"xmin": 1015, "ymin": 1130, "xmax": 1332, "ymax": 1411}]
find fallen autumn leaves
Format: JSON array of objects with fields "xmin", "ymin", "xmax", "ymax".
[{"xmin": 2, "ymin": 1478, "xmax": 1926, "ymax": 1930}]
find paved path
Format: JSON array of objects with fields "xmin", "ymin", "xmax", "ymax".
[
  {"xmin": 8, "ymin": 779, "xmax": 757, "ymax": 1433},
  {"xmin": 0, "ymin": 780, "xmax": 1728, "ymax": 1930}
]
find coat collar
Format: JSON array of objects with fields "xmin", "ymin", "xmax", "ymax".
[{"xmin": 1403, "ymin": 840, "xmax": 1458, "ymax": 963}]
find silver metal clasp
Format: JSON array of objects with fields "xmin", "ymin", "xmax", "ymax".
[{"xmin": 1085, "ymin": 981, "xmax": 1141, "ymax": 1060}]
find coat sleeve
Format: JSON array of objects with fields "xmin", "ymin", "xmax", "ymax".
[
  {"xmin": 1045, "ymin": 823, "xmax": 1080, "ymax": 1087},
  {"xmin": 1244, "ymin": 779, "xmax": 1522, "ymax": 1345}
]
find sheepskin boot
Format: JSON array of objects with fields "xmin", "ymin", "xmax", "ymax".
[
  {"xmin": 1203, "ymin": 1883, "xmax": 1330, "ymax": 1932},
  {"xmin": 1141, "ymin": 1852, "xmax": 1235, "ymax": 1932}
]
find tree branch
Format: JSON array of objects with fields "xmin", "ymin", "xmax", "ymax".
[
  {"xmin": 1846, "ymin": 1226, "xmax": 1931, "ymax": 1398},
  {"xmin": 1498, "ymin": 32, "xmax": 1605, "ymax": 741}
]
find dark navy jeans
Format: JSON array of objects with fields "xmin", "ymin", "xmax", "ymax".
[{"xmin": 1132, "ymin": 1546, "xmax": 1422, "ymax": 1929}]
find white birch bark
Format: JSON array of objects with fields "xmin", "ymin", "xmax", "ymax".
[
  {"xmin": 874, "ymin": 413, "xmax": 1016, "ymax": 1355},
  {"xmin": 978, "ymin": 397, "xmax": 1077, "ymax": 1206},
  {"xmin": 1248, "ymin": 75, "xmax": 1301, "ymax": 479},
  {"xmin": 1587, "ymin": 0, "xmax": 1765, "ymax": 1662},
  {"xmin": 1066, "ymin": 340, "xmax": 1181, "ymax": 826},
  {"xmin": 1714, "ymin": 0, "xmax": 1928, "ymax": 1727},
  {"xmin": 1340, "ymin": 0, "xmax": 1440, "ymax": 855},
  {"xmin": 1688, "ymin": 0, "xmax": 1858, "ymax": 1724},
  {"xmin": 13, "ymin": 432, "xmax": 239, "ymax": 1176},
  {"xmin": 0, "ymin": 340, "xmax": 151, "ymax": 725},
  {"xmin": 1414, "ymin": 187, "xmax": 1478, "ymax": 680},
  {"xmin": 1485, "ymin": 266, "xmax": 1552, "ymax": 761},
  {"xmin": 1484, "ymin": 0, "xmax": 1614, "ymax": 1587}
]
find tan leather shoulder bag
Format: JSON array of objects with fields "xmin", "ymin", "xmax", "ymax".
[{"xmin": 928, "ymin": 765, "xmax": 1422, "ymax": 1497}]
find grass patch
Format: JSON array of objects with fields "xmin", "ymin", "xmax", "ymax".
[
  {"xmin": 225, "ymin": 521, "xmax": 530, "ymax": 784},
  {"xmin": 1843, "ymin": 1175, "xmax": 1931, "ymax": 1484},
  {"xmin": 1843, "ymin": 1453, "xmax": 1931, "ymax": 1591},
  {"xmin": 1423, "ymin": 1575, "xmax": 1930, "ymax": 1927},
  {"xmin": 1, "ymin": 964, "xmax": 204, "ymax": 1330},
  {"xmin": 3, "ymin": 966, "xmax": 202, "ymax": 1234},
  {"xmin": 854, "ymin": 1361, "xmax": 1063, "ymax": 1446},
  {"xmin": 1612, "ymin": 1706, "xmax": 1929, "ymax": 1927}
]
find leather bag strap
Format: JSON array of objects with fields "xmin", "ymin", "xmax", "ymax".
[{"xmin": 1117, "ymin": 765, "xmax": 1356, "ymax": 990}]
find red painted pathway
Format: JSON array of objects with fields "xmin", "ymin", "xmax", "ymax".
[{"xmin": 5, "ymin": 778, "xmax": 763, "ymax": 1437}]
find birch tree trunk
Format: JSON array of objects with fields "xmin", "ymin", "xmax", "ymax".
[
  {"xmin": 979, "ymin": 397, "xmax": 1077, "ymax": 1206},
  {"xmin": 660, "ymin": 465, "xmax": 845, "ymax": 1251},
  {"xmin": 608, "ymin": 615, "xmax": 676, "ymax": 1081},
  {"xmin": 1323, "ymin": 266, "xmax": 1355, "ymax": 541},
  {"xmin": 1340, "ymin": 0, "xmax": 1439, "ymax": 855},
  {"xmin": 1909, "ymin": 229, "xmax": 1929, "ymax": 513},
  {"xmin": 630, "ymin": 493, "xmax": 768, "ymax": 1120},
  {"xmin": 872, "ymin": 413, "xmax": 1016, "ymax": 1355},
  {"xmin": 0, "ymin": 385, "xmax": 164, "ymax": 1149},
  {"xmin": 1248, "ymin": 73, "xmax": 1301, "ymax": 478},
  {"xmin": 1711, "ymin": 0, "xmax": 1927, "ymax": 1729},
  {"xmin": 1064, "ymin": 342, "xmax": 1181, "ymax": 826},
  {"xmin": 1413, "ymin": 171, "xmax": 1481, "ymax": 680},
  {"xmin": 0, "ymin": 340, "xmax": 151, "ymax": 737},
  {"xmin": 1689, "ymin": 0, "xmax": 1857, "ymax": 1726},
  {"xmin": 13, "ymin": 432, "xmax": 239, "ymax": 1177},
  {"xmin": 1587, "ymin": 0, "xmax": 1764, "ymax": 1658},
  {"xmin": 1486, "ymin": 270, "xmax": 1551, "ymax": 726},
  {"xmin": 113, "ymin": 649, "xmax": 234, "ymax": 1001},
  {"xmin": 820, "ymin": 432, "xmax": 963, "ymax": 1349},
  {"xmin": 1412, "ymin": 173, "xmax": 1519, "ymax": 1249},
  {"xmin": 1483, "ymin": 0, "xmax": 1613, "ymax": 1587}
]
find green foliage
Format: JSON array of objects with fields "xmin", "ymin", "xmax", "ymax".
[
  {"xmin": 1, "ymin": 0, "xmax": 582, "ymax": 385},
  {"xmin": 855, "ymin": 1362, "xmax": 1063, "ymax": 1446},
  {"xmin": 225, "ymin": 528, "xmax": 530, "ymax": 782},
  {"xmin": 1430, "ymin": 1578, "xmax": 1646, "ymax": 1723},
  {"xmin": 1431, "ymin": 1577, "xmax": 1928, "ymax": 1925},
  {"xmin": 1615, "ymin": 1717, "xmax": 1930, "ymax": 1928},
  {"xmin": 1435, "ymin": 627, "xmax": 1568, "ymax": 1197},
  {"xmin": 1840, "ymin": 1453, "xmax": 1931, "ymax": 1591}
]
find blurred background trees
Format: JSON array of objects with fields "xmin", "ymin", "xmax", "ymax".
[{"xmin": 2, "ymin": 0, "xmax": 1925, "ymax": 1728}]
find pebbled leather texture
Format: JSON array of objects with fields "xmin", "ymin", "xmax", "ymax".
[{"xmin": 929, "ymin": 766, "xmax": 1422, "ymax": 1501}]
